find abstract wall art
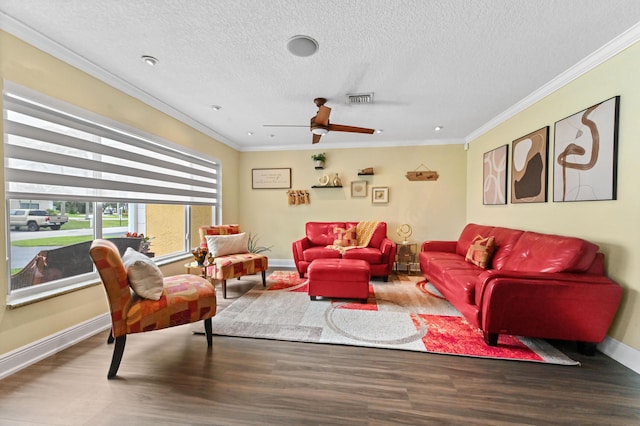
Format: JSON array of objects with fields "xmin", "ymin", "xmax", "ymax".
[
  {"xmin": 511, "ymin": 127, "xmax": 548, "ymax": 203},
  {"xmin": 553, "ymin": 96, "xmax": 620, "ymax": 202},
  {"xmin": 483, "ymin": 144, "xmax": 508, "ymax": 205}
]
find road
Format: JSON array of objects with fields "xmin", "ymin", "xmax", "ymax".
[{"xmin": 10, "ymin": 226, "xmax": 128, "ymax": 269}]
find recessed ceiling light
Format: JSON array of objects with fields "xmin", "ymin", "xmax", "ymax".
[
  {"xmin": 247, "ymin": 132, "xmax": 254, "ymax": 136},
  {"xmin": 375, "ymin": 129, "xmax": 384, "ymax": 134},
  {"xmin": 210, "ymin": 105, "xmax": 222, "ymax": 111},
  {"xmin": 141, "ymin": 55, "xmax": 159, "ymax": 66},
  {"xmin": 287, "ymin": 35, "xmax": 319, "ymax": 57},
  {"xmin": 434, "ymin": 126, "xmax": 443, "ymax": 131}
]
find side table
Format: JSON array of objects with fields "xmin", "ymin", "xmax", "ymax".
[
  {"xmin": 184, "ymin": 261, "xmax": 211, "ymax": 281},
  {"xmin": 395, "ymin": 242, "xmax": 417, "ymax": 275}
]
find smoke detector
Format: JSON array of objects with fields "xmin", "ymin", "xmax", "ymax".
[{"xmin": 346, "ymin": 93, "xmax": 374, "ymax": 104}]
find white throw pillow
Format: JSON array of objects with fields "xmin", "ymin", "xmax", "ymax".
[
  {"xmin": 122, "ymin": 247, "xmax": 164, "ymax": 300},
  {"xmin": 206, "ymin": 233, "xmax": 249, "ymax": 257}
]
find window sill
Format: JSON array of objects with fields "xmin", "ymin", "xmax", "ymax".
[{"xmin": 6, "ymin": 281, "xmax": 101, "ymax": 309}]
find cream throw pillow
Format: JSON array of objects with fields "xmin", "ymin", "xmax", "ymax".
[
  {"xmin": 122, "ymin": 247, "xmax": 164, "ymax": 300},
  {"xmin": 206, "ymin": 233, "xmax": 249, "ymax": 257}
]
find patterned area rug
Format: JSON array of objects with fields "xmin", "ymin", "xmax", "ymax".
[{"xmin": 211, "ymin": 271, "xmax": 579, "ymax": 365}]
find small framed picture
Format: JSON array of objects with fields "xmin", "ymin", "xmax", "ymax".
[
  {"xmin": 351, "ymin": 180, "xmax": 367, "ymax": 197},
  {"xmin": 371, "ymin": 187, "xmax": 389, "ymax": 204}
]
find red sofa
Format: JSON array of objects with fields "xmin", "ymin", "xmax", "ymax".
[
  {"xmin": 292, "ymin": 221, "xmax": 397, "ymax": 281},
  {"xmin": 419, "ymin": 223, "xmax": 622, "ymax": 352}
]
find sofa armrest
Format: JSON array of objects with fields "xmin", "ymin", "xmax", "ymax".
[
  {"xmin": 292, "ymin": 237, "xmax": 311, "ymax": 264},
  {"xmin": 475, "ymin": 270, "xmax": 623, "ymax": 342},
  {"xmin": 421, "ymin": 240, "xmax": 457, "ymax": 253},
  {"xmin": 379, "ymin": 237, "xmax": 397, "ymax": 264}
]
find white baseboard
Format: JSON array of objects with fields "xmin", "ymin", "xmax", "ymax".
[
  {"xmin": 0, "ymin": 313, "xmax": 111, "ymax": 380},
  {"xmin": 598, "ymin": 336, "xmax": 640, "ymax": 374},
  {"xmin": 268, "ymin": 258, "xmax": 295, "ymax": 268}
]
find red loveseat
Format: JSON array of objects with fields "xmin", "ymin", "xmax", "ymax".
[
  {"xmin": 292, "ymin": 221, "xmax": 397, "ymax": 281},
  {"xmin": 419, "ymin": 223, "xmax": 623, "ymax": 353}
]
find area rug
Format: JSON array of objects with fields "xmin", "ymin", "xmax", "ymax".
[{"xmin": 211, "ymin": 271, "xmax": 579, "ymax": 365}]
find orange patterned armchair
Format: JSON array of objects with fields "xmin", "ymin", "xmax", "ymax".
[
  {"xmin": 89, "ymin": 239, "xmax": 217, "ymax": 379},
  {"xmin": 198, "ymin": 225, "xmax": 268, "ymax": 298}
]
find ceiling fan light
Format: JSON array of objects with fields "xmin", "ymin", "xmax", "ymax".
[
  {"xmin": 311, "ymin": 128, "xmax": 328, "ymax": 135},
  {"xmin": 287, "ymin": 35, "xmax": 319, "ymax": 57}
]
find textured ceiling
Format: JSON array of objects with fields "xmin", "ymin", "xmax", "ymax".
[{"xmin": 1, "ymin": 1, "xmax": 640, "ymax": 151}]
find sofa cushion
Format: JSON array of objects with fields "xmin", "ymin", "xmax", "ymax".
[
  {"xmin": 465, "ymin": 235, "xmax": 495, "ymax": 269},
  {"xmin": 302, "ymin": 246, "xmax": 342, "ymax": 262},
  {"xmin": 426, "ymin": 256, "xmax": 480, "ymax": 286},
  {"xmin": 443, "ymin": 269, "xmax": 481, "ymax": 305},
  {"xmin": 306, "ymin": 222, "xmax": 346, "ymax": 246},
  {"xmin": 489, "ymin": 227, "xmax": 524, "ymax": 270},
  {"xmin": 342, "ymin": 247, "xmax": 383, "ymax": 264},
  {"xmin": 368, "ymin": 222, "xmax": 387, "ymax": 248},
  {"xmin": 502, "ymin": 231, "xmax": 599, "ymax": 273}
]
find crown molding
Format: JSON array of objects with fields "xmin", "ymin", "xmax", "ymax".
[
  {"xmin": 0, "ymin": 11, "xmax": 240, "ymax": 151},
  {"xmin": 465, "ymin": 21, "xmax": 640, "ymax": 143}
]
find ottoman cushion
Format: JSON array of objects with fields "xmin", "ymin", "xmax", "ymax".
[{"xmin": 308, "ymin": 259, "xmax": 370, "ymax": 301}]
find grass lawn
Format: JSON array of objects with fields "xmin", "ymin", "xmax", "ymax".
[{"xmin": 11, "ymin": 217, "xmax": 129, "ymax": 247}]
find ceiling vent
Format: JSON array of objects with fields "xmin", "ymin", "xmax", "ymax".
[{"xmin": 346, "ymin": 93, "xmax": 374, "ymax": 104}]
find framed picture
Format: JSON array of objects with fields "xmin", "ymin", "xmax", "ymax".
[
  {"xmin": 483, "ymin": 145, "xmax": 508, "ymax": 205},
  {"xmin": 351, "ymin": 180, "xmax": 367, "ymax": 197},
  {"xmin": 371, "ymin": 187, "xmax": 389, "ymax": 204},
  {"xmin": 553, "ymin": 96, "xmax": 620, "ymax": 202},
  {"xmin": 511, "ymin": 126, "xmax": 548, "ymax": 203},
  {"xmin": 251, "ymin": 168, "xmax": 292, "ymax": 189}
]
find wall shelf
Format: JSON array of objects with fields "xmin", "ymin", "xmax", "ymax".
[
  {"xmin": 311, "ymin": 185, "xmax": 343, "ymax": 188},
  {"xmin": 357, "ymin": 172, "xmax": 374, "ymax": 176}
]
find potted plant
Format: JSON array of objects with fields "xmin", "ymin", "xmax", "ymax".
[{"xmin": 311, "ymin": 152, "xmax": 326, "ymax": 169}]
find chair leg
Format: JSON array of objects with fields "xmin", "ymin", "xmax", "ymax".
[
  {"xmin": 107, "ymin": 327, "xmax": 114, "ymax": 344},
  {"xmin": 204, "ymin": 317, "xmax": 213, "ymax": 347},
  {"xmin": 222, "ymin": 279, "xmax": 227, "ymax": 299},
  {"xmin": 262, "ymin": 270, "xmax": 266, "ymax": 287},
  {"xmin": 108, "ymin": 335, "xmax": 126, "ymax": 379}
]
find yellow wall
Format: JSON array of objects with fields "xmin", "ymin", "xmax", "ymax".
[
  {"xmin": 0, "ymin": 31, "xmax": 238, "ymax": 354},
  {"xmin": 466, "ymin": 42, "xmax": 640, "ymax": 350},
  {"xmin": 238, "ymin": 145, "xmax": 468, "ymax": 260}
]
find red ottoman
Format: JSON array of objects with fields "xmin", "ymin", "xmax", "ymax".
[{"xmin": 308, "ymin": 259, "xmax": 370, "ymax": 303}]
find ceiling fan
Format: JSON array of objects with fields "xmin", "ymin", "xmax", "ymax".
[{"xmin": 264, "ymin": 97, "xmax": 375, "ymax": 144}]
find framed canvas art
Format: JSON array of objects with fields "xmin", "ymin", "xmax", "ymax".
[
  {"xmin": 350, "ymin": 180, "xmax": 367, "ymax": 197},
  {"xmin": 371, "ymin": 187, "xmax": 389, "ymax": 204},
  {"xmin": 483, "ymin": 145, "xmax": 508, "ymax": 205},
  {"xmin": 511, "ymin": 126, "xmax": 548, "ymax": 203},
  {"xmin": 251, "ymin": 168, "xmax": 292, "ymax": 189},
  {"xmin": 553, "ymin": 96, "xmax": 620, "ymax": 202}
]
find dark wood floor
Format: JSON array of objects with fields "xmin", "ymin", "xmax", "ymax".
[{"xmin": 1, "ymin": 272, "xmax": 639, "ymax": 425}]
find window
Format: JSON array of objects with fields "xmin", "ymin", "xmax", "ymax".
[{"xmin": 4, "ymin": 83, "xmax": 220, "ymax": 301}]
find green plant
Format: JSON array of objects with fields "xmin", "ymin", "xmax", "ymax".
[
  {"xmin": 247, "ymin": 233, "xmax": 273, "ymax": 254},
  {"xmin": 311, "ymin": 152, "xmax": 326, "ymax": 162}
]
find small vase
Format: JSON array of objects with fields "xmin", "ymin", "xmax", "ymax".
[
  {"xmin": 332, "ymin": 173, "xmax": 342, "ymax": 187},
  {"xmin": 314, "ymin": 160, "xmax": 325, "ymax": 169}
]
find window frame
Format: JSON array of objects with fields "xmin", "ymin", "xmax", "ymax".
[{"xmin": 3, "ymin": 82, "xmax": 220, "ymax": 305}]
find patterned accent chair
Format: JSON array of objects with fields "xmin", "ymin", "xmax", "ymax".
[
  {"xmin": 198, "ymin": 225, "xmax": 268, "ymax": 298},
  {"xmin": 89, "ymin": 239, "xmax": 217, "ymax": 379}
]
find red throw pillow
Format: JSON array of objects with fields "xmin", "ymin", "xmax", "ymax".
[{"xmin": 465, "ymin": 235, "xmax": 496, "ymax": 269}]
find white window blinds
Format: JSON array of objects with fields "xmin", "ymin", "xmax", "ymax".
[{"xmin": 3, "ymin": 90, "xmax": 219, "ymax": 205}]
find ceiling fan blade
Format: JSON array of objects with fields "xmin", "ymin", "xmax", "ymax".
[
  {"xmin": 312, "ymin": 133, "xmax": 322, "ymax": 144},
  {"xmin": 315, "ymin": 105, "xmax": 331, "ymax": 126},
  {"xmin": 328, "ymin": 123, "xmax": 375, "ymax": 134},
  {"xmin": 263, "ymin": 124, "xmax": 307, "ymax": 127}
]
